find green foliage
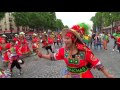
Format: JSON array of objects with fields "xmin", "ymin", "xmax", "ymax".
[
  {"xmin": 0, "ymin": 12, "xmax": 6, "ymax": 21},
  {"xmin": 64, "ymin": 25, "xmax": 69, "ymax": 28},
  {"xmin": 90, "ymin": 12, "xmax": 120, "ymax": 31},
  {"xmin": 12, "ymin": 12, "xmax": 65, "ymax": 31}
]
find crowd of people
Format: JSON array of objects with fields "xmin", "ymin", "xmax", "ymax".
[
  {"xmin": 0, "ymin": 31, "xmax": 63, "ymax": 78},
  {"xmin": 0, "ymin": 24, "xmax": 120, "ymax": 78}
]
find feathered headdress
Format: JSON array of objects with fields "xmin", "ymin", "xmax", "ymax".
[
  {"xmin": 77, "ymin": 23, "xmax": 90, "ymax": 35},
  {"xmin": 71, "ymin": 25, "xmax": 84, "ymax": 35}
]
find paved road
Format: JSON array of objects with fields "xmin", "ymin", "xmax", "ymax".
[{"xmin": 0, "ymin": 38, "xmax": 120, "ymax": 78}]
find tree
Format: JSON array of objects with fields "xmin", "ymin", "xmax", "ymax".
[
  {"xmin": 64, "ymin": 25, "xmax": 69, "ymax": 28},
  {"xmin": 91, "ymin": 12, "xmax": 109, "ymax": 32},
  {"xmin": 0, "ymin": 12, "xmax": 6, "ymax": 21},
  {"xmin": 12, "ymin": 12, "xmax": 65, "ymax": 32},
  {"xmin": 55, "ymin": 19, "xmax": 64, "ymax": 30}
]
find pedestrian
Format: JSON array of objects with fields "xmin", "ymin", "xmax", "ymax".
[
  {"xmin": 102, "ymin": 32, "xmax": 109, "ymax": 50},
  {"xmin": 36, "ymin": 28, "xmax": 114, "ymax": 78},
  {"xmin": 112, "ymin": 33, "xmax": 118, "ymax": 51},
  {"xmin": 54, "ymin": 35, "xmax": 57, "ymax": 48},
  {"xmin": 94, "ymin": 33, "xmax": 102, "ymax": 50}
]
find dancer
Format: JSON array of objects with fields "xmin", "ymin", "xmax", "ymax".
[{"xmin": 36, "ymin": 27, "xmax": 114, "ymax": 78}]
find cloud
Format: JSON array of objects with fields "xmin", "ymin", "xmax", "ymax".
[{"xmin": 55, "ymin": 12, "xmax": 96, "ymax": 28}]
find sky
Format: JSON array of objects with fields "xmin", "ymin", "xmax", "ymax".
[{"xmin": 55, "ymin": 12, "xmax": 96, "ymax": 29}]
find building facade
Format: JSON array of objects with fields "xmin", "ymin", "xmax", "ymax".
[{"xmin": 0, "ymin": 12, "xmax": 25, "ymax": 35}]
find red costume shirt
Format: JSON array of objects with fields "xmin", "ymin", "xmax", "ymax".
[
  {"xmin": 32, "ymin": 37, "xmax": 39, "ymax": 49},
  {"xmin": 53, "ymin": 44, "xmax": 103, "ymax": 78},
  {"xmin": 117, "ymin": 38, "xmax": 120, "ymax": 46},
  {"xmin": 42, "ymin": 37, "xmax": 53, "ymax": 47}
]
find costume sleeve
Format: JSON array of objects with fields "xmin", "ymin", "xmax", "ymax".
[
  {"xmin": 86, "ymin": 50, "xmax": 104, "ymax": 70},
  {"xmin": 50, "ymin": 48, "xmax": 64, "ymax": 61},
  {"xmin": 117, "ymin": 38, "xmax": 120, "ymax": 43},
  {"xmin": 5, "ymin": 43, "xmax": 11, "ymax": 49}
]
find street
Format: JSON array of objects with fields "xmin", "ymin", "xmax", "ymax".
[{"xmin": 0, "ymin": 38, "xmax": 120, "ymax": 78}]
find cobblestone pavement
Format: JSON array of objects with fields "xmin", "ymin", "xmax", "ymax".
[{"xmin": 0, "ymin": 38, "xmax": 120, "ymax": 78}]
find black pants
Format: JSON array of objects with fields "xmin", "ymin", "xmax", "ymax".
[
  {"xmin": 118, "ymin": 45, "xmax": 120, "ymax": 53},
  {"xmin": 113, "ymin": 41, "xmax": 117, "ymax": 49},
  {"xmin": 54, "ymin": 42, "xmax": 57, "ymax": 46},
  {"xmin": 45, "ymin": 46, "xmax": 54, "ymax": 54},
  {"xmin": 10, "ymin": 60, "xmax": 21, "ymax": 72},
  {"xmin": 57, "ymin": 41, "xmax": 63, "ymax": 46},
  {"xmin": 57, "ymin": 41, "xmax": 59, "ymax": 46}
]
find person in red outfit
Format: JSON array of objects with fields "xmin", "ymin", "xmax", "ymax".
[
  {"xmin": 42, "ymin": 34, "xmax": 54, "ymax": 54},
  {"xmin": 36, "ymin": 28, "xmax": 114, "ymax": 78},
  {"xmin": 13, "ymin": 34, "xmax": 19, "ymax": 43},
  {"xmin": 19, "ymin": 32, "xmax": 31, "ymax": 57},
  {"xmin": 56, "ymin": 33, "xmax": 63, "ymax": 47},
  {"xmin": 117, "ymin": 37, "xmax": 120, "ymax": 53},
  {"xmin": 0, "ymin": 36, "xmax": 11, "ymax": 70},
  {"xmin": 32, "ymin": 33, "xmax": 40, "ymax": 55},
  {"xmin": 116, "ymin": 28, "xmax": 120, "ymax": 53}
]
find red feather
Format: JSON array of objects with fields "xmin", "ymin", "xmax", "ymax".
[{"xmin": 71, "ymin": 25, "xmax": 80, "ymax": 32}]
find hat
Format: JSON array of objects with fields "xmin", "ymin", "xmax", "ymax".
[
  {"xmin": 2, "ymin": 34, "xmax": 7, "ymax": 37},
  {"xmin": 77, "ymin": 23, "xmax": 90, "ymax": 35},
  {"xmin": 62, "ymin": 28, "xmax": 84, "ymax": 44},
  {"xmin": 52, "ymin": 32, "xmax": 54, "ymax": 34},
  {"xmin": 33, "ymin": 33, "xmax": 37, "ymax": 36},
  {"xmin": 15, "ymin": 34, "xmax": 18, "ymax": 36},
  {"xmin": 19, "ymin": 32, "xmax": 25, "ymax": 35}
]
